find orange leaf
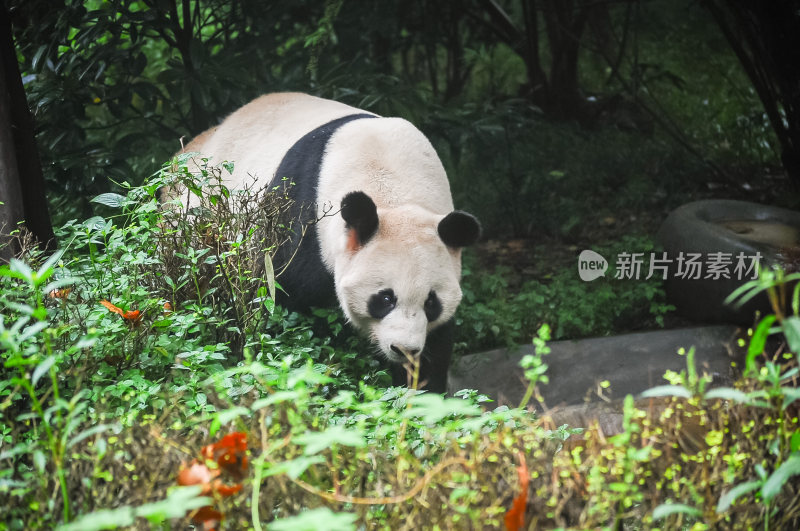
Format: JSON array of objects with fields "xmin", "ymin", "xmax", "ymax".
[
  {"xmin": 504, "ymin": 451, "xmax": 529, "ymax": 531},
  {"xmin": 99, "ymin": 299, "xmax": 124, "ymax": 316},
  {"xmin": 122, "ymin": 310, "xmax": 142, "ymax": 323},
  {"xmin": 163, "ymin": 302, "xmax": 173, "ymax": 312},
  {"xmin": 49, "ymin": 288, "xmax": 71, "ymax": 299},
  {"xmin": 190, "ymin": 505, "xmax": 223, "ymax": 529},
  {"xmin": 176, "ymin": 433, "xmax": 249, "ymax": 528},
  {"xmin": 201, "ymin": 432, "xmax": 248, "ymax": 480},
  {"xmin": 100, "ymin": 300, "xmax": 141, "ymax": 324},
  {"xmin": 177, "ymin": 460, "xmax": 219, "ymax": 493},
  {"xmin": 211, "ymin": 480, "xmax": 242, "ymax": 496}
]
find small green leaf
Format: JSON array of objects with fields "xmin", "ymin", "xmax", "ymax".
[
  {"xmin": 724, "ymin": 279, "xmax": 762, "ymax": 307},
  {"xmin": 704, "ymin": 387, "xmax": 751, "ymax": 404},
  {"xmin": 404, "ymin": 393, "xmax": 482, "ymax": 424},
  {"xmin": 781, "ymin": 387, "xmax": 800, "ymax": 410},
  {"xmin": 56, "ymin": 507, "xmax": 136, "ymax": 531},
  {"xmin": 9, "ymin": 259, "xmax": 34, "ymax": 283},
  {"xmin": 652, "ymin": 502, "xmax": 702, "ymax": 519},
  {"xmin": 209, "ymin": 406, "xmax": 249, "ymax": 436},
  {"xmin": 748, "ymin": 315, "xmax": 777, "ymax": 374},
  {"xmin": 68, "ymin": 424, "xmax": 116, "ymax": 449},
  {"xmin": 268, "ymin": 507, "xmax": 357, "ymax": 531},
  {"xmin": 32, "ymin": 450, "xmax": 46, "ymax": 473},
  {"xmin": 42, "ymin": 277, "xmax": 74, "ymax": 297},
  {"xmin": 251, "ymin": 390, "xmax": 301, "ymax": 410},
  {"xmin": 19, "ymin": 320, "xmax": 48, "ymax": 343},
  {"xmin": 640, "ymin": 385, "xmax": 691, "ymax": 399},
  {"xmin": 32, "ymin": 356, "xmax": 55, "ymax": 387},
  {"xmin": 36, "ymin": 250, "xmax": 63, "ymax": 282},
  {"xmin": 716, "ymin": 480, "xmax": 761, "ymax": 513},
  {"xmin": 782, "ymin": 316, "xmax": 800, "ymax": 354},
  {"xmin": 264, "ymin": 252, "xmax": 276, "ymax": 303},
  {"xmin": 790, "ymin": 430, "xmax": 800, "ymax": 453},
  {"xmin": 762, "ymin": 455, "xmax": 800, "ymax": 501},
  {"xmin": 295, "ymin": 425, "xmax": 366, "ymax": 455},
  {"xmin": 263, "ymin": 455, "xmax": 325, "ymax": 480},
  {"xmin": 91, "ymin": 193, "xmax": 127, "ymax": 209},
  {"xmin": 134, "ymin": 485, "xmax": 211, "ymax": 523}
]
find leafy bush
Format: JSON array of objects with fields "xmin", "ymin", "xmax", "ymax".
[
  {"xmin": 2, "ymin": 162, "xmax": 799, "ymax": 530},
  {"xmin": 456, "ymin": 235, "xmax": 674, "ymax": 353},
  {"xmin": 424, "ymin": 99, "xmax": 709, "ymax": 240}
]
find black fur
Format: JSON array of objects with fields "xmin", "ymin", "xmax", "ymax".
[
  {"xmin": 424, "ymin": 291, "xmax": 442, "ymax": 322},
  {"xmin": 390, "ymin": 318, "xmax": 454, "ymax": 393},
  {"xmin": 341, "ymin": 191, "xmax": 379, "ymax": 245},
  {"xmin": 271, "ymin": 113, "xmax": 375, "ymax": 310},
  {"xmin": 438, "ymin": 211, "xmax": 482, "ymax": 248},
  {"xmin": 367, "ymin": 289, "xmax": 396, "ymax": 319}
]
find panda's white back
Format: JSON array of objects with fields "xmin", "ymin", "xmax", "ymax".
[{"xmin": 186, "ymin": 92, "xmax": 367, "ymax": 192}]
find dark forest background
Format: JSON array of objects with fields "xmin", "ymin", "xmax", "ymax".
[{"xmin": 3, "ymin": 0, "xmax": 800, "ymax": 253}]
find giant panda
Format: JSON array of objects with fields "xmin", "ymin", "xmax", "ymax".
[{"xmin": 176, "ymin": 93, "xmax": 481, "ymax": 393}]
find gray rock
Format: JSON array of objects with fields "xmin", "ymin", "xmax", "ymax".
[
  {"xmin": 449, "ymin": 325, "xmax": 746, "ymax": 408},
  {"xmin": 657, "ymin": 199, "xmax": 800, "ymax": 324}
]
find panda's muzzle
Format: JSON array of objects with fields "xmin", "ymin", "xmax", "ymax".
[{"xmin": 390, "ymin": 344, "xmax": 421, "ymax": 360}]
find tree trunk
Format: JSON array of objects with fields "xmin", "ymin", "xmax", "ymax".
[
  {"xmin": 542, "ymin": 0, "xmax": 589, "ymax": 120},
  {"xmin": 705, "ymin": 0, "xmax": 800, "ymax": 184},
  {"xmin": 0, "ymin": 1, "xmax": 55, "ymax": 262}
]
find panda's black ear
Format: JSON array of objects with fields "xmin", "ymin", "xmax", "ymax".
[
  {"xmin": 341, "ymin": 191, "xmax": 379, "ymax": 249},
  {"xmin": 438, "ymin": 211, "xmax": 481, "ymax": 248}
]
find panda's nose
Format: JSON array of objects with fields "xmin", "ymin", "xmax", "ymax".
[{"xmin": 391, "ymin": 344, "xmax": 421, "ymax": 359}]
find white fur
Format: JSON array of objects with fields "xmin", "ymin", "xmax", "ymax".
[
  {"xmin": 334, "ymin": 206, "xmax": 463, "ymax": 362},
  {"xmin": 184, "ymin": 93, "xmax": 368, "ymax": 191},
  {"xmin": 180, "ymin": 93, "xmax": 462, "ymax": 363}
]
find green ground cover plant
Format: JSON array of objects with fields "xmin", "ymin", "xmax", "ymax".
[
  {"xmin": 1, "ymin": 159, "xmax": 799, "ymax": 530},
  {"xmin": 455, "ymin": 235, "xmax": 674, "ymax": 354}
]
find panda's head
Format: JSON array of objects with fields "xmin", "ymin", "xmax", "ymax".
[{"xmin": 334, "ymin": 191, "xmax": 481, "ymax": 364}]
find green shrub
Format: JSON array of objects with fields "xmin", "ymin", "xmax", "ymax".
[
  {"xmin": 456, "ymin": 235, "xmax": 674, "ymax": 353},
  {"xmin": 2, "ymin": 158, "xmax": 798, "ymax": 531}
]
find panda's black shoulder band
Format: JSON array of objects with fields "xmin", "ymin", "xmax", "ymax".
[
  {"xmin": 274, "ymin": 113, "xmax": 377, "ymax": 208},
  {"xmin": 341, "ymin": 191, "xmax": 379, "ymax": 245}
]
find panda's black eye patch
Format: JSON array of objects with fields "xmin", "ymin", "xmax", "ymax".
[
  {"xmin": 424, "ymin": 290, "xmax": 442, "ymax": 322},
  {"xmin": 368, "ymin": 289, "xmax": 396, "ymax": 319}
]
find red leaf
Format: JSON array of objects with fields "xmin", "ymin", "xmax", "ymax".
[
  {"xmin": 212, "ymin": 480, "xmax": 242, "ymax": 496},
  {"xmin": 201, "ymin": 432, "xmax": 248, "ymax": 480},
  {"xmin": 100, "ymin": 300, "xmax": 142, "ymax": 324},
  {"xmin": 190, "ymin": 505, "xmax": 223, "ymax": 530},
  {"xmin": 177, "ymin": 433, "xmax": 249, "ymax": 528},
  {"xmin": 504, "ymin": 451, "xmax": 529, "ymax": 531},
  {"xmin": 122, "ymin": 310, "xmax": 142, "ymax": 323}
]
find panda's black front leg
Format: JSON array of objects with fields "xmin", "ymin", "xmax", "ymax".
[{"xmin": 390, "ymin": 319, "xmax": 454, "ymax": 394}]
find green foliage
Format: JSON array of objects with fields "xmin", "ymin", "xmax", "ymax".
[
  {"xmin": 10, "ymin": 0, "xmax": 783, "ymax": 230},
  {"xmin": 56, "ymin": 486, "xmax": 211, "ymax": 531},
  {"xmin": 0, "ymin": 160, "xmax": 383, "ymax": 528},
  {"xmin": 268, "ymin": 508, "xmax": 357, "ymax": 531},
  {"xmin": 456, "ymin": 236, "xmax": 674, "ymax": 352},
  {"xmin": 10, "ymin": 0, "xmax": 329, "ymax": 221},
  {"xmin": 427, "ymin": 99, "xmax": 711, "ymax": 239},
  {"xmin": 2, "ymin": 2, "xmax": 798, "ymax": 524},
  {"xmin": 1, "ymin": 173, "xmax": 800, "ymax": 528}
]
